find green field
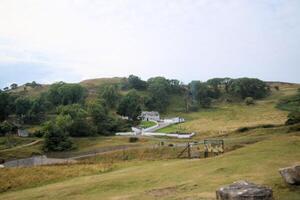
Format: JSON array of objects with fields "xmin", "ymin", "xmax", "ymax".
[
  {"xmin": 0, "ymin": 129, "xmax": 299, "ymax": 199},
  {"xmin": 139, "ymin": 121, "xmax": 157, "ymax": 129}
]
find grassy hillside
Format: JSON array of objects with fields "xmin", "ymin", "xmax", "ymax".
[
  {"xmin": 0, "ymin": 81, "xmax": 299, "ymax": 199},
  {"xmin": 0, "ymin": 129, "xmax": 299, "ymax": 199},
  {"xmin": 159, "ymin": 84, "xmax": 300, "ymax": 138}
]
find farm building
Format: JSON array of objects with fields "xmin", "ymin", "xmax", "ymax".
[
  {"xmin": 140, "ymin": 111, "xmax": 160, "ymax": 121},
  {"xmin": 17, "ymin": 129, "xmax": 29, "ymax": 137}
]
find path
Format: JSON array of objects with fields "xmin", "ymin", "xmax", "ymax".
[{"xmin": 0, "ymin": 139, "xmax": 42, "ymax": 152}]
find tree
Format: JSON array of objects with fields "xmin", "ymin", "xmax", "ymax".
[
  {"xmin": 15, "ymin": 97, "xmax": 32, "ymax": 118},
  {"xmin": 10, "ymin": 83, "xmax": 18, "ymax": 90},
  {"xmin": 146, "ymin": 77, "xmax": 170, "ymax": 112},
  {"xmin": 0, "ymin": 121, "xmax": 14, "ymax": 136},
  {"xmin": 128, "ymin": 75, "xmax": 147, "ymax": 90},
  {"xmin": 0, "ymin": 92, "xmax": 11, "ymax": 121},
  {"xmin": 206, "ymin": 78, "xmax": 223, "ymax": 98},
  {"xmin": 43, "ymin": 115, "xmax": 73, "ymax": 152},
  {"xmin": 228, "ymin": 78, "xmax": 270, "ymax": 99},
  {"xmin": 189, "ymin": 81, "xmax": 213, "ymax": 108},
  {"xmin": 87, "ymin": 100, "xmax": 122, "ymax": 135},
  {"xmin": 57, "ymin": 104, "xmax": 92, "ymax": 137},
  {"xmin": 24, "ymin": 96, "xmax": 48, "ymax": 124},
  {"xmin": 117, "ymin": 90, "xmax": 141, "ymax": 120},
  {"xmin": 100, "ymin": 85, "xmax": 120, "ymax": 108},
  {"xmin": 47, "ymin": 82, "xmax": 87, "ymax": 106},
  {"xmin": 168, "ymin": 79, "xmax": 183, "ymax": 94}
]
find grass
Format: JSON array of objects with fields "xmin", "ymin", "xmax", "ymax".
[
  {"xmin": 0, "ymin": 163, "xmax": 113, "ymax": 193},
  {"xmin": 139, "ymin": 121, "xmax": 157, "ymax": 129},
  {"xmin": 156, "ymin": 123, "xmax": 188, "ymax": 133},
  {"xmin": 0, "ymin": 136, "xmax": 158, "ymax": 161},
  {"xmin": 0, "ymin": 130, "xmax": 299, "ymax": 199},
  {"xmin": 0, "ymin": 83, "xmax": 299, "ymax": 199},
  {"xmin": 0, "ymin": 137, "xmax": 36, "ymax": 151}
]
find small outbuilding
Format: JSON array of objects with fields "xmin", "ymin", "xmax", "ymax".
[
  {"xmin": 17, "ymin": 129, "xmax": 29, "ymax": 137},
  {"xmin": 140, "ymin": 111, "xmax": 160, "ymax": 121}
]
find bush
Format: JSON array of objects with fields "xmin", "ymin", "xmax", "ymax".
[
  {"xmin": 288, "ymin": 124, "xmax": 300, "ymax": 132},
  {"xmin": 43, "ymin": 116, "xmax": 73, "ymax": 152},
  {"xmin": 245, "ymin": 97, "xmax": 255, "ymax": 105},
  {"xmin": 237, "ymin": 127, "xmax": 249, "ymax": 133},
  {"xmin": 129, "ymin": 137, "xmax": 139, "ymax": 143},
  {"xmin": 286, "ymin": 111, "xmax": 300, "ymax": 125},
  {"xmin": 33, "ymin": 130, "xmax": 44, "ymax": 138}
]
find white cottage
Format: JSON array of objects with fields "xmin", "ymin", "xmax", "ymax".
[
  {"xmin": 17, "ymin": 129, "xmax": 29, "ymax": 137},
  {"xmin": 140, "ymin": 111, "xmax": 160, "ymax": 121}
]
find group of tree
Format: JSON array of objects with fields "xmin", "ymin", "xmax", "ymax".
[{"xmin": 0, "ymin": 76, "xmax": 272, "ymax": 152}]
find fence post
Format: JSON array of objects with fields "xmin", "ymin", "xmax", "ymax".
[{"xmin": 187, "ymin": 143, "xmax": 191, "ymax": 159}]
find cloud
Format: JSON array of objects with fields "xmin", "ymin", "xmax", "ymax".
[{"xmin": 0, "ymin": 0, "xmax": 299, "ymax": 86}]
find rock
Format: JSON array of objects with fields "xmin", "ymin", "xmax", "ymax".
[
  {"xmin": 279, "ymin": 165, "xmax": 300, "ymax": 185},
  {"xmin": 216, "ymin": 180, "xmax": 273, "ymax": 200}
]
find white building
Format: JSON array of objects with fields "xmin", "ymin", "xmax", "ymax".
[
  {"xmin": 140, "ymin": 111, "xmax": 160, "ymax": 121},
  {"xmin": 17, "ymin": 129, "xmax": 29, "ymax": 137}
]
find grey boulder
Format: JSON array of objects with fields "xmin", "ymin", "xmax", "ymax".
[
  {"xmin": 279, "ymin": 165, "xmax": 300, "ymax": 185},
  {"xmin": 216, "ymin": 180, "xmax": 273, "ymax": 200}
]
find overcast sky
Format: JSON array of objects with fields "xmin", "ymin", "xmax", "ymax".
[{"xmin": 0, "ymin": 0, "xmax": 299, "ymax": 88}]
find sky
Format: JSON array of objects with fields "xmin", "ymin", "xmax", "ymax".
[{"xmin": 0, "ymin": 0, "xmax": 300, "ymax": 88}]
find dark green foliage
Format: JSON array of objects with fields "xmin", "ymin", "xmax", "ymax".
[
  {"xmin": 146, "ymin": 77, "xmax": 170, "ymax": 112},
  {"xmin": 25, "ymin": 81, "xmax": 42, "ymax": 88},
  {"xmin": 33, "ymin": 130, "xmax": 44, "ymax": 138},
  {"xmin": 88, "ymin": 100, "xmax": 123, "ymax": 135},
  {"xmin": 0, "ymin": 92, "xmax": 11, "ymax": 121},
  {"xmin": 24, "ymin": 96, "xmax": 48, "ymax": 124},
  {"xmin": 245, "ymin": 97, "xmax": 255, "ymax": 105},
  {"xmin": 128, "ymin": 75, "xmax": 147, "ymax": 90},
  {"xmin": 57, "ymin": 104, "xmax": 93, "ymax": 137},
  {"xmin": 0, "ymin": 121, "xmax": 15, "ymax": 136},
  {"xmin": 228, "ymin": 78, "xmax": 270, "ymax": 99},
  {"xmin": 15, "ymin": 97, "xmax": 32, "ymax": 117},
  {"xmin": 43, "ymin": 115, "xmax": 73, "ymax": 152},
  {"xmin": 47, "ymin": 82, "xmax": 87, "ymax": 106},
  {"xmin": 129, "ymin": 137, "xmax": 139, "ymax": 143},
  {"xmin": 277, "ymin": 90, "xmax": 300, "ymax": 112},
  {"xmin": 117, "ymin": 90, "xmax": 142, "ymax": 120},
  {"xmin": 206, "ymin": 78, "xmax": 223, "ymax": 98},
  {"xmin": 189, "ymin": 81, "xmax": 214, "ymax": 108},
  {"xmin": 288, "ymin": 123, "xmax": 300, "ymax": 132},
  {"xmin": 285, "ymin": 111, "xmax": 300, "ymax": 125},
  {"xmin": 10, "ymin": 83, "xmax": 18, "ymax": 90},
  {"xmin": 100, "ymin": 85, "xmax": 120, "ymax": 108},
  {"xmin": 168, "ymin": 79, "xmax": 183, "ymax": 94},
  {"xmin": 237, "ymin": 124, "xmax": 276, "ymax": 133}
]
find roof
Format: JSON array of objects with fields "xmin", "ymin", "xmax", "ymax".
[{"xmin": 141, "ymin": 111, "xmax": 159, "ymax": 116}]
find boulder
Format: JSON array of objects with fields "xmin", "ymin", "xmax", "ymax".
[
  {"xmin": 216, "ymin": 180, "xmax": 273, "ymax": 200},
  {"xmin": 279, "ymin": 165, "xmax": 300, "ymax": 185}
]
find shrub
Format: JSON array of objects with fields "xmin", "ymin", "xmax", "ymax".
[
  {"xmin": 288, "ymin": 124, "xmax": 300, "ymax": 132},
  {"xmin": 237, "ymin": 127, "xmax": 249, "ymax": 133},
  {"xmin": 245, "ymin": 97, "xmax": 255, "ymax": 105},
  {"xmin": 33, "ymin": 130, "xmax": 44, "ymax": 138},
  {"xmin": 285, "ymin": 111, "xmax": 300, "ymax": 125},
  {"xmin": 129, "ymin": 137, "xmax": 139, "ymax": 143}
]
